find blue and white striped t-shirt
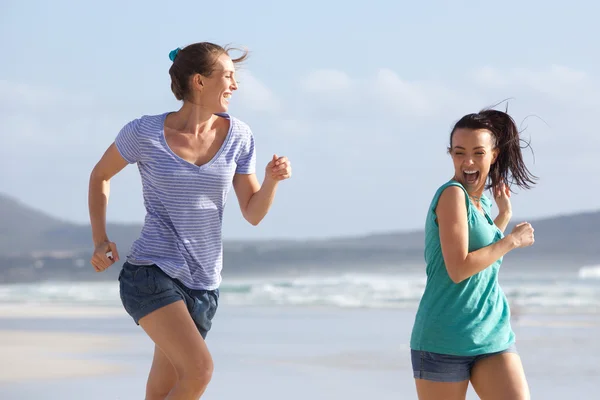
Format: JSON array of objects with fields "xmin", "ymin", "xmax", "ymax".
[{"xmin": 114, "ymin": 112, "xmax": 256, "ymax": 290}]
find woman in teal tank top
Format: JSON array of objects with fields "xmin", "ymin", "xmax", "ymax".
[{"xmin": 409, "ymin": 108, "xmax": 537, "ymax": 400}]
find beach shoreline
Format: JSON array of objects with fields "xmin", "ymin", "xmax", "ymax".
[
  {"xmin": 0, "ymin": 304, "xmax": 599, "ymax": 399},
  {"xmin": 0, "ymin": 329, "xmax": 129, "ymax": 384}
]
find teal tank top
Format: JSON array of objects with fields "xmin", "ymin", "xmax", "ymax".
[{"xmin": 410, "ymin": 180, "xmax": 515, "ymax": 356}]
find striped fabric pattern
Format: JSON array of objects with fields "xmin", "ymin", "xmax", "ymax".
[{"xmin": 115, "ymin": 112, "xmax": 256, "ymax": 290}]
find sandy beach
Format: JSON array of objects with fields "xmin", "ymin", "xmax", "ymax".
[
  {"xmin": 0, "ymin": 330, "xmax": 127, "ymax": 383},
  {"xmin": 0, "ymin": 304, "xmax": 599, "ymax": 399}
]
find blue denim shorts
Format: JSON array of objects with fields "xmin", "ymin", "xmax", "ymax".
[
  {"xmin": 118, "ymin": 262, "xmax": 219, "ymax": 339},
  {"xmin": 411, "ymin": 344, "xmax": 518, "ymax": 382}
]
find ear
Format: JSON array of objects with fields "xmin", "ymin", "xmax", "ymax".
[
  {"xmin": 491, "ymin": 148, "xmax": 499, "ymax": 164},
  {"xmin": 191, "ymin": 74, "xmax": 204, "ymax": 92}
]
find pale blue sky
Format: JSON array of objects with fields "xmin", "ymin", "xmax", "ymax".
[{"xmin": 1, "ymin": 0, "xmax": 599, "ymax": 239}]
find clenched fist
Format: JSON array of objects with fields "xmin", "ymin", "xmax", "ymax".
[
  {"xmin": 265, "ymin": 154, "xmax": 292, "ymax": 182},
  {"xmin": 90, "ymin": 240, "xmax": 120, "ymax": 272},
  {"xmin": 509, "ymin": 222, "xmax": 535, "ymax": 248}
]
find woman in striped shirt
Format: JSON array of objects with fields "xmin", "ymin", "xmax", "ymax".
[{"xmin": 88, "ymin": 42, "xmax": 292, "ymax": 399}]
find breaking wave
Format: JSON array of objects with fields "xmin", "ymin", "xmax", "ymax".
[{"xmin": 0, "ymin": 269, "xmax": 598, "ymax": 314}]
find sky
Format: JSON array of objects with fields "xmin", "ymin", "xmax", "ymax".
[{"xmin": 1, "ymin": 0, "xmax": 599, "ymax": 240}]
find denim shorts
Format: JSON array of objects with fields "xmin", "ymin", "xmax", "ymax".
[
  {"xmin": 118, "ymin": 262, "xmax": 219, "ymax": 339},
  {"xmin": 411, "ymin": 344, "xmax": 518, "ymax": 382}
]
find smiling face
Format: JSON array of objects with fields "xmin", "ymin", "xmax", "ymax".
[
  {"xmin": 450, "ymin": 128, "xmax": 499, "ymax": 193},
  {"xmin": 191, "ymin": 53, "xmax": 238, "ymax": 113}
]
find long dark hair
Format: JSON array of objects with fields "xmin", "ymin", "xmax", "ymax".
[{"xmin": 449, "ymin": 108, "xmax": 537, "ymax": 191}]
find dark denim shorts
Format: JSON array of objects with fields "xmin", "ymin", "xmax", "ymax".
[
  {"xmin": 118, "ymin": 262, "xmax": 219, "ymax": 339},
  {"xmin": 411, "ymin": 344, "xmax": 518, "ymax": 382}
]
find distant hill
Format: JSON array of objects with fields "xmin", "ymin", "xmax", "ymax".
[
  {"xmin": 0, "ymin": 193, "xmax": 598, "ymax": 284},
  {"xmin": 0, "ymin": 194, "xmax": 142, "ymax": 256}
]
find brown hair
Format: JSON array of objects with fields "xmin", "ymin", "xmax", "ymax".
[
  {"xmin": 168, "ymin": 42, "xmax": 248, "ymax": 101},
  {"xmin": 449, "ymin": 108, "xmax": 538, "ymax": 191}
]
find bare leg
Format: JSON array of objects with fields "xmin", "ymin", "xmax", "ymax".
[
  {"xmin": 415, "ymin": 379, "xmax": 469, "ymax": 400},
  {"xmin": 145, "ymin": 345, "xmax": 178, "ymax": 400},
  {"xmin": 470, "ymin": 352, "xmax": 530, "ymax": 400},
  {"xmin": 139, "ymin": 300, "xmax": 214, "ymax": 400}
]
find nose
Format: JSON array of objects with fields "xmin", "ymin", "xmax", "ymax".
[{"xmin": 231, "ymin": 77, "xmax": 238, "ymax": 91}]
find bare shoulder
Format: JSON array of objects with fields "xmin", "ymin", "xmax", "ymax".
[
  {"xmin": 436, "ymin": 185, "xmax": 467, "ymax": 222},
  {"xmin": 438, "ymin": 185, "xmax": 466, "ymax": 208}
]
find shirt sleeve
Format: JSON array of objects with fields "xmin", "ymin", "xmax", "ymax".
[
  {"xmin": 114, "ymin": 119, "xmax": 141, "ymax": 164},
  {"xmin": 235, "ymin": 127, "xmax": 256, "ymax": 174}
]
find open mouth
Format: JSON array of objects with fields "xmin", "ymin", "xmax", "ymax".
[
  {"xmin": 463, "ymin": 170, "xmax": 480, "ymax": 185},
  {"xmin": 223, "ymin": 93, "xmax": 231, "ymax": 102}
]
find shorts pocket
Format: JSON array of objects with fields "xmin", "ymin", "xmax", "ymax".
[
  {"xmin": 120, "ymin": 264, "xmax": 170, "ymax": 297},
  {"xmin": 132, "ymin": 266, "xmax": 160, "ymax": 295}
]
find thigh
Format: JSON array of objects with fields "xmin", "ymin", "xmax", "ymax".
[
  {"xmin": 139, "ymin": 300, "xmax": 213, "ymax": 378},
  {"xmin": 470, "ymin": 352, "xmax": 530, "ymax": 400},
  {"xmin": 415, "ymin": 380, "xmax": 469, "ymax": 400},
  {"xmin": 146, "ymin": 345, "xmax": 177, "ymax": 398}
]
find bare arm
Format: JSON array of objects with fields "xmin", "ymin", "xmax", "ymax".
[
  {"xmin": 492, "ymin": 182, "xmax": 512, "ymax": 233},
  {"xmin": 494, "ymin": 211, "xmax": 512, "ymax": 233},
  {"xmin": 232, "ymin": 173, "xmax": 278, "ymax": 226},
  {"xmin": 232, "ymin": 154, "xmax": 291, "ymax": 226},
  {"xmin": 88, "ymin": 143, "xmax": 128, "ymax": 270},
  {"xmin": 437, "ymin": 186, "xmax": 519, "ymax": 283}
]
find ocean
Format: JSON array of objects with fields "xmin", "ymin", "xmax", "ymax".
[
  {"xmin": 1, "ymin": 264, "xmax": 599, "ymax": 313},
  {"xmin": 0, "ymin": 264, "xmax": 599, "ymax": 399}
]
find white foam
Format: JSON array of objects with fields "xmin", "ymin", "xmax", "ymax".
[
  {"xmin": 0, "ymin": 270, "xmax": 597, "ymax": 314},
  {"xmin": 0, "ymin": 281, "xmax": 121, "ymax": 307},
  {"xmin": 579, "ymin": 265, "xmax": 600, "ymax": 279}
]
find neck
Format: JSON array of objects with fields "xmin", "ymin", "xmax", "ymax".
[
  {"xmin": 452, "ymin": 176, "xmax": 484, "ymax": 202},
  {"xmin": 467, "ymin": 187, "xmax": 484, "ymax": 203},
  {"xmin": 171, "ymin": 101, "xmax": 218, "ymax": 136}
]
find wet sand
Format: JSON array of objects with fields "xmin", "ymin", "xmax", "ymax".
[{"xmin": 0, "ymin": 304, "xmax": 598, "ymax": 399}]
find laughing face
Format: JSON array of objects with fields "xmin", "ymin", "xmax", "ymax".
[
  {"xmin": 193, "ymin": 53, "xmax": 238, "ymax": 113},
  {"xmin": 450, "ymin": 128, "xmax": 499, "ymax": 193}
]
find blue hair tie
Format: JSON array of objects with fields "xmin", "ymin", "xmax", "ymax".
[{"xmin": 169, "ymin": 47, "xmax": 181, "ymax": 62}]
